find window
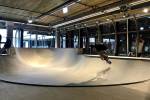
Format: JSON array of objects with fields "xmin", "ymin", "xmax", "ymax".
[
  {"xmin": 0, "ymin": 29, "xmax": 7, "ymax": 48},
  {"xmin": 103, "ymin": 35, "xmax": 115, "ymax": 55}
]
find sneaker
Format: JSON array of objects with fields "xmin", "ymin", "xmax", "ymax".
[{"xmin": 106, "ymin": 60, "xmax": 112, "ymax": 64}]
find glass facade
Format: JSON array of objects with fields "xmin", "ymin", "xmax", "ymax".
[
  {"xmin": 57, "ymin": 15, "xmax": 150, "ymax": 57},
  {"xmin": 0, "ymin": 15, "xmax": 149, "ymax": 57},
  {"xmin": 0, "ymin": 29, "xmax": 7, "ymax": 48},
  {"xmin": 0, "ymin": 29, "xmax": 55, "ymax": 49},
  {"xmin": 103, "ymin": 35, "xmax": 115, "ymax": 55}
]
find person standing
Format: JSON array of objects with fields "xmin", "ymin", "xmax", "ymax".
[
  {"xmin": 0, "ymin": 38, "xmax": 12, "ymax": 54},
  {"xmin": 138, "ymin": 38, "xmax": 144, "ymax": 57}
]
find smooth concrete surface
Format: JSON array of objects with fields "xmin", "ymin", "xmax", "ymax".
[
  {"xmin": 0, "ymin": 81, "xmax": 150, "ymax": 100},
  {"xmin": 0, "ymin": 48, "xmax": 150, "ymax": 86}
]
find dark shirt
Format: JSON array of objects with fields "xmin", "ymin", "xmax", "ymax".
[
  {"xmin": 94, "ymin": 44, "xmax": 108, "ymax": 51},
  {"xmin": 4, "ymin": 39, "xmax": 11, "ymax": 49}
]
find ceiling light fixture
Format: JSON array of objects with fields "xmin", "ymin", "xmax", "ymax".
[
  {"xmin": 28, "ymin": 19, "xmax": 33, "ymax": 24},
  {"xmin": 28, "ymin": 17, "xmax": 34, "ymax": 24},
  {"xmin": 106, "ymin": 19, "xmax": 110, "ymax": 21},
  {"xmin": 96, "ymin": 21, "xmax": 99, "ymax": 24},
  {"xmin": 63, "ymin": 7, "xmax": 68, "ymax": 14},
  {"xmin": 140, "ymin": 27, "xmax": 144, "ymax": 30},
  {"xmin": 84, "ymin": 23, "xmax": 87, "ymax": 26},
  {"xmin": 143, "ymin": 8, "xmax": 149, "ymax": 13}
]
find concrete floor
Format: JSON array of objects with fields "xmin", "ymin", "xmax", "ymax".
[
  {"xmin": 1, "ymin": 48, "xmax": 150, "ymax": 100},
  {"xmin": 0, "ymin": 81, "xmax": 150, "ymax": 100},
  {"xmin": 1, "ymin": 48, "xmax": 150, "ymax": 86}
]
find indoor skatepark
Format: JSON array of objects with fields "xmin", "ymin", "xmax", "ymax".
[
  {"xmin": 0, "ymin": 0, "xmax": 150, "ymax": 100},
  {"xmin": 0, "ymin": 48, "xmax": 150, "ymax": 86},
  {"xmin": 0, "ymin": 49, "xmax": 150, "ymax": 100}
]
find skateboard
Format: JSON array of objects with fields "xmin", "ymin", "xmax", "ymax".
[
  {"xmin": 106, "ymin": 59, "xmax": 112, "ymax": 64},
  {"xmin": 100, "ymin": 56, "xmax": 112, "ymax": 64}
]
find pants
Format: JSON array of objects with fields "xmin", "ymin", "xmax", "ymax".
[
  {"xmin": 98, "ymin": 51, "xmax": 109, "ymax": 61},
  {"xmin": 137, "ymin": 53, "xmax": 142, "ymax": 57},
  {"xmin": 0, "ymin": 48, "xmax": 8, "ymax": 54}
]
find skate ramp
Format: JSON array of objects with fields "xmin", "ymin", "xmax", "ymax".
[
  {"xmin": 0, "ymin": 48, "xmax": 110, "ymax": 85},
  {"xmin": 0, "ymin": 48, "xmax": 150, "ymax": 86}
]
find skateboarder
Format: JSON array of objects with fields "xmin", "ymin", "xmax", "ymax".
[
  {"xmin": 0, "ymin": 39, "xmax": 12, "ymax": 54},
  {"xmin": 92, "ymin": 43, "xmax": 112, "ymax": 64}
]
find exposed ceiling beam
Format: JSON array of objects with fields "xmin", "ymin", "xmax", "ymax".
[
  {"xmin": 60, "ymin": 2, "xmax": 150, "ymax": 29},
  {"xmin": 131, "ymin": 1, "xmax": 150, "ymax": 10},
  {"xmin": 59, "ymin": 10, "xmax": 120, "ymax": 29},
  {"xmin": 53, "ymin": 0, "xmax": 149, "ymax": 27},
  {"xmin": 0, "ymin": 4, "xmax": 40, "ymax": 13},
  {"xmin": 52, "ymin": 1, "xmax": 121, "ymax": 26},
  {"xmin": 0, "ymin": 21, "xmax": 50, "ymax": 32},
  {"xmin": 76, "ymin": 2, "xmax": 95, "ymax": 8},
  {"xmin": 62, "ymin": 12, "xmax": 150, "ymax": 31},
  {"xmin": 0, "ymin": 16, "xmax": 49, "ymax": 26},
  {"xmin": 36, "ymin": 0, "xmax": 78, "ymax": 19},
  {"xmin": 0, "ymin": 4, "xmax": 63, "ymax": 18},
  {"xmin": 14, "ymin": 23, "xmax": 50, "ymax": 32},
  {"xmin": 55, "ymin": 0, "xmax": 141, "ymax": 26},
  {"xmin": 0, "ymin": 11, "xmax": 28, "ymax": 18}
]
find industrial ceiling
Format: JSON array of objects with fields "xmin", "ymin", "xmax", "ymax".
[{"xmin": 0, "ymin": 0, "xmax": 149, "ymax": 28}]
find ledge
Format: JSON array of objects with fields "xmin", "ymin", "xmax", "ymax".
[{"xmin": 85, "ymin": 55, "xmax": 150, "ymax": 61}]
